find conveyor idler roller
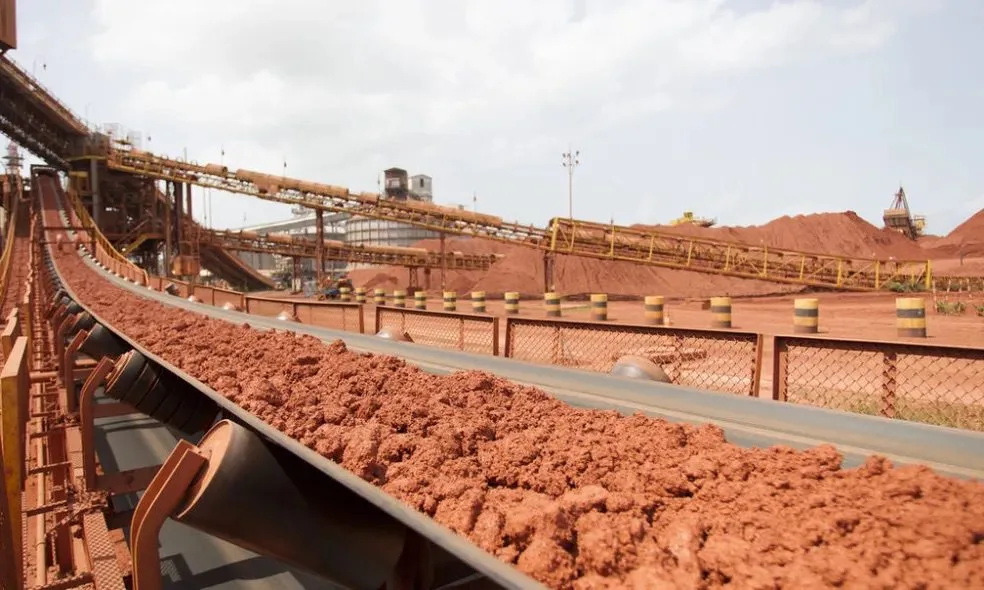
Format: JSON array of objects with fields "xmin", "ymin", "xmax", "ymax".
[
  {"xmin": 105, "ymin": 351, "xmax": 219, "ymax": 435},
  {"xmin": 79, "ymin": 324, "xmax": 129, "ymax": 360},
  {"xmin": 172, "ymin": 419, "xmax": 410, "ymax": 588}
]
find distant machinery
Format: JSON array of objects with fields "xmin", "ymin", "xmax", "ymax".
[
  {"xmin": 883, "ymin": 186, "xmax": 926, "ymax": 240},
  {"xmin": 345, "ymin": 167, "xmax": 441, "ymax": 268},
  {"xmin": 669, "ymin": 211, "xmax": 716, "ymax": 228}
]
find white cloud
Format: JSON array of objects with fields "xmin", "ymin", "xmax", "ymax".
[{"xmin": 86, "ymin": 0, "xmax": 925, "ymax": 229}]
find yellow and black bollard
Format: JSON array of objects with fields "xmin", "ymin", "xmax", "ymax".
[
  {"xmin": 544, "ymin": 292, "xmax": 561, "ymax": 318},
  {"xmin": 644, "ymin": 296, "xmax": 664, "ymax": 326},
  {"xmin": 710, "ymin": 296, "xmax": 732, "ymax": 329},
  {"xmin": 393, "ymin": 290, "xmax": 406, "ymax": 308},
  {"xmin": 373, "ymin": 288, "xmax": 386, "ymax": 305},
  {"xmin": 414, "ymin": 291, "xmax": 427, "ymax": 310},
  {"xmin": 355, "ymin": 287, "xmax": 367, "ymax": 304},
  {"xmin": 504, "ymin": 292, "xmax": 520, "ymax": 315},
  {"xmin": 793, "ymin": 298, "xmax": 819, "ymax": 334},
  {"xmin": 471, "ymin": 291, "xmax": 486, "ymax": 313},
  {"xmin": 590, "ymin": 294, "xmax": 608, "ymax": 321},
  {"xmin": 339, "ymin": 287, "xmax": 351, "ymax": 302},
  {"xmin": 896, "ymin": 297, "xmax": 927, "ymax": 338},
  {"xmin": 443, "ymin": 291, "xmax": 457, "ymax": 312}
]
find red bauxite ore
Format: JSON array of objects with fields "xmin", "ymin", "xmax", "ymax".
[{"xmin": 53, "ymin": 249, "xmax": 984, "ymax": 589}]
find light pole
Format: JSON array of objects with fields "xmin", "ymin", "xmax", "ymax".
[{"xmin": 561, "ymin": 147, "xmax": 580, "ymax": 220}]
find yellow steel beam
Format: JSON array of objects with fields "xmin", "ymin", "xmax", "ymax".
[
  {"xmin": 202, "ymin": 229, "xmax": 500, "ymax": 271},
  {"xmin": 102, "ymin": 145, "xmax": 967, "ymax": 292}
]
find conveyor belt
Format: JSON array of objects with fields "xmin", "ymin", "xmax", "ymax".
[
  {"xmin": 45, "ymin": 224, "xmax": 984, "ymax": 590},
  {"xmin": 46, "ymin": 247, "xmax": 547, "ymax": 589},
  {"xmin": 57, "ymin": 242, "xmax": 984, "ymax": 482}
]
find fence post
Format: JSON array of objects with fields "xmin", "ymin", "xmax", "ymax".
[{"xmin": 881, "ymin": 351, "xmax": 898, "ymax": 418}]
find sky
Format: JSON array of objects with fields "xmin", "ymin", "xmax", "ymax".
[{"xmin": 5, "ymin": 0, "xmax": 983, "ymax": 234}]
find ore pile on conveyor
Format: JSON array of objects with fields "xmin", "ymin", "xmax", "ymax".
[{"xmin": 37, "ymin": 175, "xmax": 984, "ymax": 589}]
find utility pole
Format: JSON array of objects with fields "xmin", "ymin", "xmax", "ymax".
[{"xmin": 561, "ymin": 147, "xmax": 580, "ymax": 220}]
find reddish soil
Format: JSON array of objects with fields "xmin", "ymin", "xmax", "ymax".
[
  {"xmin": 923, "ymin": 209, "xmax": 984, "ymax": 258},
  {"xmin": 48, "ymin": 233, "xmax": 984, "ymax": 587},
  {"xmin": 348, "ymin": 237, "xmax": 802, "ymax": 299},
  {"xmin": 633, "ymin": 211, "xmax": 928, "ymax": 260}
]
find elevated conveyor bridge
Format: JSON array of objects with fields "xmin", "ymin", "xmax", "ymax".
[{"xmin": 2, "ymin": 52, "xmax": 980, "ymax": 293}]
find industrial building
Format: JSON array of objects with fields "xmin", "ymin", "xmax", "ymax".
[{"xmin": 234, "ymin": 167, "xmax": 446, "ymax": 275}]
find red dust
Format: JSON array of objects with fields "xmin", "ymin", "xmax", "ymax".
[{"xmin": 50, "ymin": 242, "xmax": 984, "ymax": 589}]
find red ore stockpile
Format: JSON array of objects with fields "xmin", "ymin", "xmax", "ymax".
[{"xmin": 52, "ymin": 244, "xmax": 984, "ymax": 588}]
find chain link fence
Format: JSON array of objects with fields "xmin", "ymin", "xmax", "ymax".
[
  {"xmin": 504, "ymin": 317, "xmax": 762, "ymax": 395},
  {"xmin": 374, "ymin": 307, "xmax": 499, "ymax": 355},
  {"xmin": 245, "ymin": 296, "xmax": 364, "ymax": 333},
  {"xmin": 773, "ymin": 336, "xmax": 984, "ymax": 431}
]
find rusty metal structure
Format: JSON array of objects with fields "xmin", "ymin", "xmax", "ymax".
[
  {"xmin": 3, "ymin": 5, "xmax": 984, "ymax": 588},
  {"xmin": 0, "ymin": 150, "xmax": 978, "ymax": 590},
  {"xmin": 4, "ymin": 49, "xmax": 984, "ymax": 291},
  {"xmin": 0, "ymin": 0, "xmax": 14, "ymax": 52},
  {"xmin": 883, "ymin": 185, "xmax": 927, "ymax": 240}
]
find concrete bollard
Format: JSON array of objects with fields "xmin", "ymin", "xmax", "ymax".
[
  {"xmin": 896, "ymin": 297, "xmax": 927, "ymax": 338},
  {"xmin": 443, "ymin": 291, "xmax": 457, "ymax": 312},
  {"xmin": 710, "ymin": 296, "xmax": 732, "ymax": 329},
  {"xmin": 355, "ymin": 287, "xmax": 367, "ymax": 304},
  {"xmin": 393, "ymin": 290, "xmax": 406, "ymax": 308},
  {"xmin": 544, "ymin": 292, "xmax": 561, "ymax": 318},
  {"xmin": 414, "ymin": 291, "xmax": 427, "ymax": 310},
  {"xmin": 471, "ymin": 291, "xmax": 486, "ymax": 313},
  {"xmin": 590, "ymin": 293, "xmax": 608, "ymax": 321},
  {"xmin": 504, "ymin": 292, "xmax": 520, "ymax": 315},
  {"xmin": 793, "ymin": 298, "xmax": 819, "ymax": 334},
  {"xmin": 644, "ymin": 296, "xmax": 665, "ymax": 326},
  {"xmin": 373, "ymin": 288, "xmax": 386, "ymax": 305}
]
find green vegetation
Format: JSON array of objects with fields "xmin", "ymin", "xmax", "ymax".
[
  {"xmin": 884, "ymin": 280, "xmax": 926, "ymax": 293},
  {"xmin": 935, "ymin": 300, "xmax": 966, "ymax": 315}
]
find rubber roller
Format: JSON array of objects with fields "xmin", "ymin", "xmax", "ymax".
[
  {"xmin": 610, "ymin": 355, "xmax": 671, "ymax": 383},
  {"xmin": 80, "ymin": 324, "xmax": 130, "ymax": 360},
  {"xmin": 52, "ymin": 301, "xmax": 82, "ymax": 328},
  {"xmin": 172, "ymin": 419, "xmax": 408, "ymax": 588},
  {"xmin": 66, "ymin": 311, "xmax": 97, "ymax": 338},
  {"xmin": 376, "ymin": 327, "xmax": 413, "ymax": 342},
  {"xmin": 104, "ymin": 351, "xmax": 218, "ymax": 435}
]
